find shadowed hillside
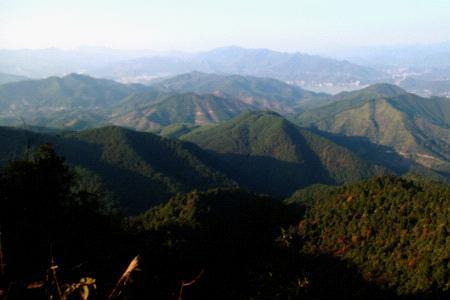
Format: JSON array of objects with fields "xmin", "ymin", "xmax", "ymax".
[
  {"xmin": 0, "ymin": 126, "xmax": 236, "ymax": 212},
  {"xmin": 182, "ymin": 111, "xmax": 388, "ymax": 197}
]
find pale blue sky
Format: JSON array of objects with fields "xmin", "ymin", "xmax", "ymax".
[{"xmin": 1, "ymin": 0, "xmax": 449, "ymax": 51}]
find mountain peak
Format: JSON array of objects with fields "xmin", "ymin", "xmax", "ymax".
[
  {"xmin": 331, "ymin": 83, "xmax": 408, "ymax": 104},
  {"xmin": 63, "ymin": 72, "xmax": 96, "ymax": 81},
  {"xmin": 361, "ymin": 83, "xmax": 407, "ymax": 97}
]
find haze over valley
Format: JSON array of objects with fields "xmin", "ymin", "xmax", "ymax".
[{"xmin": 3, "ymin": 43, "xmax": 450, "ymax": 97}]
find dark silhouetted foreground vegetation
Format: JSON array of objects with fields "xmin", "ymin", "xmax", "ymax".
[{"xmin": 0, "ymin": 146, "xmax": 448, "ymax": 299}]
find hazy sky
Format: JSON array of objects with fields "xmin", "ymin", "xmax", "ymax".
[{"xmin": 1, "ymin": 0, "xmax": 450, "ymax": 52}]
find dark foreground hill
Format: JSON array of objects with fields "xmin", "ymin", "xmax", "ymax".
[
  {"xmin": 1, "ymin": 136, "xmax": 449, "ymax": 299},
  {"xmin": 0, "ymin": 126, "xmax": 236, "ymax": 212}
]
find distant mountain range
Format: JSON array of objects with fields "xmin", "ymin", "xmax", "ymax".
[
  {"xmin": 4, "ymin": 45, "xmax": 450, "ymax": 96},
  {"xmin": 96, "ymin": 46, "xmax": 386, "ymax": 86},
  {"xmin": 398, "ymin": 77, "xmax": 450, "ymax": 98},
  {"xmin": 321, "ymin": 42, "xmax": 450, "ymax": 97},
  {"xmin": 325, "ymin": 41, "xmax": 450, "ymax": 69},
  {"xmin": 0, "ymin": 47, "xmax": 163, "ymax": 78},
  {"xmin": 0, "ymin": 72, "xmax": 28, "ymax": 85},
  {"xmin": 0, "ymin": 46, "xmax": 387, "ymax": 89}
]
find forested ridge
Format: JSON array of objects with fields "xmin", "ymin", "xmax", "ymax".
[
  {"xmin": 0, "ymin": 109, "xmax": 394, "ymax": 212},
  {"xmin": 296, "ymin": 176, "xmax": 450, "ymax": 295}
]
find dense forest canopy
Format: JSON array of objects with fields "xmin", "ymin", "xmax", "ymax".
[
  {"xmin": 0, "ymin": 146, "xmax": 449, "ymax": 299},
  {"xmin": 295, "ymin": 176, "xmax": 450, "ymax": 295}
]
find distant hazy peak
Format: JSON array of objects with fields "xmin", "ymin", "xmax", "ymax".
[{"xmin": 361, "ymin": 83, "xmax": 408, "ymax": 97}]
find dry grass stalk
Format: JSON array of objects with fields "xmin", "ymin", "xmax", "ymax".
[
  {"xmin": 26, "ymin": 281, "xmax": 45, "ymax": 289},
  {"xmin": 178, "ymin": 269, "xmax": 204, "ymax": 300},
  {"xmin": 49, "ymin": 257, "xmax": 65, "ymax": 300},
  {"xmin": 27, "ymin": 276, "xmax": 96, "ymax": 300},
  {"xmin": 107, "ymin": 255, "xmax": 140, "ymax": 300}
]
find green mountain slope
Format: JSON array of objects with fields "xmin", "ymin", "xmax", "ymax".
[
  {"xmin": 0, "ymin": 73, "xmax": 330, "ymax": 130},
  {"xmin": 0, "ymin": 126, "xmax": 236, "ymax": 213},
  {"xmin": 182, "ymin": 111, "xmax": 388, "ymax": 197},
  {"xmin": 157, "ymin": 123, "xmax": 203, "ymax": 139},
  {"xmin": 0, "ymin": 110, "xmax": 108, "ymax": 131},
  {"xmin": 298, "ymin": 176, "xmax": 450, "ymax": 295},
  {"xmin": 111, "ymin": 92, "xmax": 254, "ymax": 130},
  {"xmin": 111, "ymin": 87, "xmax": 171, "ymax": 114},
  {"xmin": 151, "ymin": 72, "xmax": 330, "ymax": 113},
  {"xmin": 296, "ymin": 84, "xmax": 450, "ymax": 173},
  {"xmin": 0, "ymin": 73, "xmax": 146, "ymax": 129},
  {"xmin": 0, "ymin": 73, "xmax": 141, "ymax": 110},
  {"xmin": 108, "ymin": 72, "xmax": 330, "ymax": 130},
  {"xmin": 0, "ymin": 116, "xmax": 385, "ymax": 212}
]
